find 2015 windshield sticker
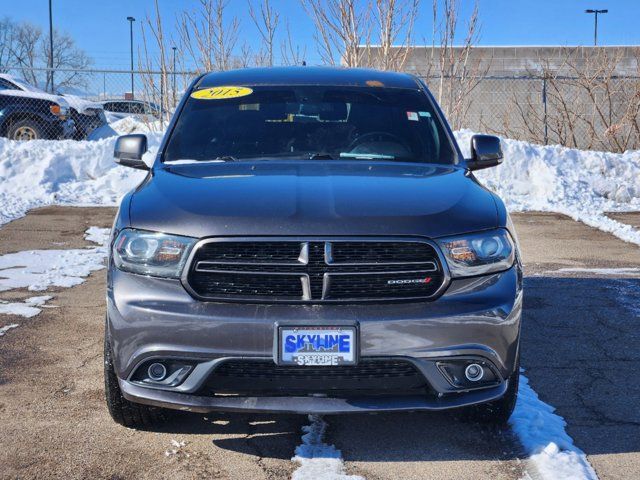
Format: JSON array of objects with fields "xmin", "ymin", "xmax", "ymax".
[{"xmin": 190, "ymin": 86, "xmax": 253, "ymax": 100}]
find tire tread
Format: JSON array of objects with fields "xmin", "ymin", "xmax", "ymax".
[{"xmin": 104, "ymin": 329, "xmax": 165, "ymax": 428}]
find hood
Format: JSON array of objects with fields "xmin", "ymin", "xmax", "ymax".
[
  {"xmin": 62, "ymin": 94, "xmax": 103, "ymax": 114},
  {"xmin": 0, "ymin": 89, "xmax": 70, "ymax": 108},
  {"xmin": 0, "ymin": 74, "xmax": 70, "ymax": 108},
  {"xmin": 128, "ymin": 161, "xmax": 498, "ymax": 239}
]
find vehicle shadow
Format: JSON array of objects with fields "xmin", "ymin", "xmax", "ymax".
[
  {"xmin": 152, "ymin": 409, "xmax": 524, "ymax": 463},
  {"xmin": 154, "ymin": 411, "xmax": 306, "ymax": 459}
]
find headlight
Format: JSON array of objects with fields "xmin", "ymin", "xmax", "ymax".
[
  {"xmin": 436, "ymin": 229, "xmax": 515, "ymax": 277},
  {"xmin": 113, "ymin": 229, "xmax": 196, "ymax": 278}
]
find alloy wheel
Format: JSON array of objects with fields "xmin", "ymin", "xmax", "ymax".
[{"xmin": 13, "ymin": 126, "xmax": 38, "ymax": 141}]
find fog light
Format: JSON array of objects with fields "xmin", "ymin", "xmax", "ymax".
[
  {"xmin": 465, "ymin": 363, "xmax": 484, "ymax": 382},
  {"xmin": 148, "ymin": 362, "xmax": 167, "ymax": 381}
]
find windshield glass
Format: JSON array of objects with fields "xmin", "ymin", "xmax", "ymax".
[
  {"xmin": 12, "ymin": 78, "xmax": 47, "ymax": 94},
  {"xmin": 164, "ymin": 86, "xmax": 455, "ymax": 164}
]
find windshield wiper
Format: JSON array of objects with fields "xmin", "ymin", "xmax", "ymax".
[
  {"xmin": 308, "ymin": 153, "xmax": 337, "ymax": 160},
  {"xmin": 339, "ymin": 152, "xmax": 396, "ymax": 160},
  {"xmin": 163, "ymin": 157, "xmax": 237, "ymax": 165},
  {"xmin": 230, "ymin": 152, "xmax": 338, "ymax": 161}
]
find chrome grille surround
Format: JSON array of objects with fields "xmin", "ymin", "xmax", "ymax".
[{"xmin": 181, "ymin": 237, "xmax": 450, "ymax": 303}]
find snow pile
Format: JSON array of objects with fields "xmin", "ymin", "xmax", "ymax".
[
  {"xmin": 292, "ymin": 415, "xmax": 363, "ymax": 480},
  {"xmin": 510, "ymin": 374, "xmax": 598, "ymax": 480},
  {"xmin": 84, "ymin": 225, "xmax": 111, "ymax": 245},
  {"xmin": 455, "ymin": 130, "xmax": 640, "ymax": 244},
  {"xmin": 0, "ymin": 228, "xmax": 110, "ymax": 292},
  {"xmin": 0, "ymin": 134, "xmax": 162, "ymax": 226},
  {"xmin": 0, "ymin": 227, "xmax": 109, "ymax": 329},
  {"xmin": 0, "ymin": 295, "xmax": 52, "ymax": 318},
  {"xmin": 88, "ymin": 116, "xmax": 162, "ymax": 140},
  {"xmin": 0, "ymin": 323, "xmax": 19, "ymax": 336}
]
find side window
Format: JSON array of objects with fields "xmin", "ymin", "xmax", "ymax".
[
  {"xmin": 130, "ymin": 103, "xmax": 144, "ymax": 114},
  {"xmin": 110, "ymin": 102, "xmax": 128, "ymax": 113}
]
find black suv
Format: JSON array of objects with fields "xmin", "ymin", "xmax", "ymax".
[{"xmin": 0, "ymin": 74, "xmax": 75, "ymax": 140}]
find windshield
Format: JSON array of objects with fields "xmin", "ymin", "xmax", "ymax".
[
  {"xmin": 164, "ymin": 86, "xmax": 455, "ymax": 164},
  {"xmin": 12, "ymin": 78, "xmax": 47, "ymax": 94}
]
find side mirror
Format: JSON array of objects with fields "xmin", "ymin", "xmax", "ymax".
[
  {"xmin": 114, "ymin": 134, "xmax": 149, "ymax": 170},
  {"xmin": 467, "ymin": 134, "xmax": 503, "ymax": 171}
]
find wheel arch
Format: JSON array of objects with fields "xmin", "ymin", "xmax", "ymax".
[{"xmin": 2, "ymin": 111, "xmax": 46, "ymax": 136}]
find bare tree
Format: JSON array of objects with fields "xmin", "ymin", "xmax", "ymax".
[
  {"xmin": 249, "ymin": 0, "xmax": 280, "ymax": 67},
  {"xmin": 44, "ymin": 30, "xmax": 91, "ymax": 91},
  {"xmin": 0, "ymin": 17, "xmax": 18, "ymax": 71},
  {"xmin": 301, "ymin": 0, "xmax": 371, "ymax": 66},
  {"xmin": 2, "ymin": 18, "xmax": 91, "ymax": 91},
  {"xmin": 280, "ymin": 20, "xmax": 307, "ymax": 66},
  {"xmin": 369, "ymin": 0, "xmax": 419, "ymax": 71},
  {"xmin": 178, "ymin": 0, "xmax": 240, "ymax": 73},
  {"xmin": 424, "ymin": 0, "xmax": 488, "ymax": 129},
  {"xmin": 9, "ymin": 23, "xmax": 41, "ymax": 74},
  {"xmin": 138, "ymin": 0, "xmax": 174, "ymax": 129},
  {"xmin": 490, "ymin": 47, "xmax": 640, "ymax": 152}
]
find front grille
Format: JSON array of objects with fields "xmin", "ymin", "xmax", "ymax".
[
  {"xmin": 185, "ymin": 238, "xmax": 446, "ymax": 302},
  {"xmin": 330, "ymin": 241, "xmax": 437, "ymax": 264},
  {"xmin": 200, "ymin": 359, "xmax": 429, "ymax": 396}
]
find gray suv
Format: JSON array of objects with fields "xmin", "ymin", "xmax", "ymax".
[{"xmin": 104, "ymin": 67, "xmax": 522, "ymax": 428}]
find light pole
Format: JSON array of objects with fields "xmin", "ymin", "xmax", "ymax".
[
  {"xmin": 48, "ymin": 0, "xmax": 54, "ymax": 92},
  {"xmin": 127, "ymin": 16, "xmax": 136, "ymax": 98},
  {"xmin": 585, "ymin": 9, "xmax": 608, "ymax": 46},
  {"xmin": 172, "ymin": 46, "xmax": 177, "ymax": 107}
]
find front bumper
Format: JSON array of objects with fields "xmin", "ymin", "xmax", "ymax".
[
  {"xmin": 107, "ymin": 265, "xmax": 522, "ymax": 413},
  {"xmin": 53, "ymin": 118, "xmax": 75, "ymax": 139},
  {"xmin": 119, "ymin": 377, "xmax": 509, "ymax": 414},
  {"xmin": 72, "ymin": 113, "xmax": 106, "ymax": 138},
  {"xmin": 40, "ymin": 116, "xmax": 74, "ymax": 139}
]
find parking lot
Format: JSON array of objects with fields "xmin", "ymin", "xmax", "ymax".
[{"xmin": 0, "ymin": 207, "xmax": 639, "ymax": 480}]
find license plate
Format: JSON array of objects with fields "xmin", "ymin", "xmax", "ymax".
[{"xmin": 278, "ymin": 326, "xmax": 357, "ymax": 366}]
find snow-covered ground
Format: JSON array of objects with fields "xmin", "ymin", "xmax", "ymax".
[
  {"xmin": 0, "ymin": 129, "xmax": 161, "ymax": 226},
  {"xmin": 88, "ymin": 116, "xmax": 163, "ymax": 141},
  {"xmin": 292, "ymin": 415, "xmax": 363, "ymax": 480},
  {"xmin": 0, "ymin": 227, "xmax": 109, "ymax": 293},
  {"xmin": 456, "ymin": 130, "xmax": 640, "ymax": 246},
  {"xmin": 511, "ymin": 374, "xmax": 598, "ymax": 480},
  {"xmin": 0, "ymin": 226, "xmax": 110, "ymax": 333},
  {"xmin": 0, "ymin": 295, "xmax": 52, "ymax": 318}
]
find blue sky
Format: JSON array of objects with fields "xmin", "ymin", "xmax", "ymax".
[{"xmin": 2, "ymin": 0, "xmax": 637, "ymax": 69}]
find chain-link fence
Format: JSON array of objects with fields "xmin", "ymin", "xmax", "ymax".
[
  {"xmin": 1, "ymin": 66, "xmax": 638, "ymax": 152},
  {"xmin": 422, "ymin": 75, "xmax": 640, "ymax": 152},
  {"xmin": 0, "ymin": 67, "xmax": 197, "ymax": 140}
]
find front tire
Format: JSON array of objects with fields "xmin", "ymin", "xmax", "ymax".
[
  {"xmin": 7, "ymin": 119, "xmax": 45, "ymax": 141},
  {"xmin": 104, "ymin": 327, "xmax": 166, "ymax": 428}
]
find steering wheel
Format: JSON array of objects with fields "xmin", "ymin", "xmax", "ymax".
[{"xmin": 347, "ymin": 131, "xmax": 409, "ymax": 152}]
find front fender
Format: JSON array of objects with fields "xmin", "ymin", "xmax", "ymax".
[{"xmin": 0, "ymin": 103, "xmax": 53, "ymax": 131}]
